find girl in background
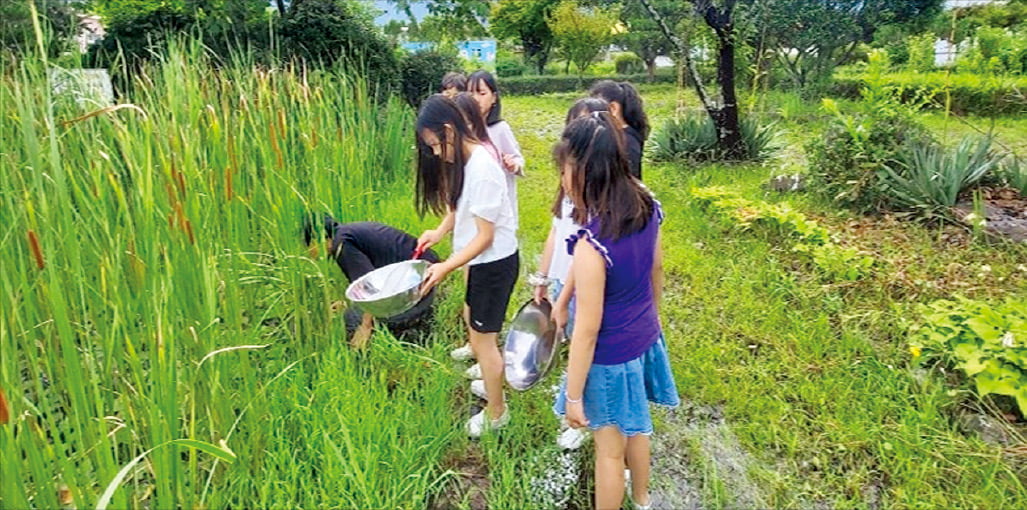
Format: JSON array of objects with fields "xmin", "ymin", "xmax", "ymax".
[
  {"xmin": 589, "ymin": 80, "xmax": 650, "ymax": 179},
  {"xmin": 449, "ymin": 70, "xmax": 525, "ymax": 368},
  {"xmin": 552, "ymin": 113, "xmax": 679, "ymax": 510},
  {"xmin": 414, "ymin": 95, "xmax": 519, "ymax": 437},
  {"xmin": 440, "ymin": 72, "xmax": 467, "ymax": 97}
]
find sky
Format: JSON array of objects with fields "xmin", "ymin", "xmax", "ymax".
[{"xmin": 371, "ymin": 0, "xmax": 429, "ymax": 25}]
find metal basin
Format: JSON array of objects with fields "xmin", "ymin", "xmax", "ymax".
[
  {"xmin": 345, "ymin": 260, "xmax": 430, "ymax": 318},
  {"xmin": 503, "ymin": 299, "xmax": 560, "ymax": 391}
]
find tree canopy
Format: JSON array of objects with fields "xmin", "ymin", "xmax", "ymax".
[
  {"xmin": 491, "ymin": 0, "xmax": 561, "ymax": 74},
  {"xmin": 548, "ymin": 0, "xmax": 619, "ymax": 77}
]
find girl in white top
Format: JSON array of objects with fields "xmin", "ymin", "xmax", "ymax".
[
  {"xmin": 467, "ymin": 71, "xmax": 524, "ymax": 223},
  {"xmin": 415, "ymin": 95, "xmax": 520, "ymax": 438}
]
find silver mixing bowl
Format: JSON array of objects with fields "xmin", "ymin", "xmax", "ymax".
[
  {"xmin": 345, "ymin": 260, "xmax": 430, "ymax": 318},
  {"xmin": 503, "ymin": 299, "xmax": 560, "ymax": 391}
]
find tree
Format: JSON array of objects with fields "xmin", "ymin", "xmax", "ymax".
[
  {"xmin": 640, "ymin": 0, "xmax": 745, "ymax": 159},
  {"xmin": 614, "ymin": 0, "xmax": 688, "ymax": 79},
  {"xmin": 750, "ymin": 0, "xmax": 943, "ymax": 89},
  {"xmin": 1, "ymin": 0, "xmax": 79, "ymax": 57},
  {"xmin": 491, "ymin": 0, "xmax": 561, "ymax": 74},
  {"xmin": 548, "ymin": 0, "xmax": 619, "ymax": 77},
  {"xmin": 386, "ymin": 0, "xmax": 491, "ymax": 41}
]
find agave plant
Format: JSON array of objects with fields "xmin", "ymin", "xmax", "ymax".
[
  {"xmin": 880, "ymin": 136, "xmax": 1004, "ymax": 215},
  {"xmin": 649, "ymin": 114, "xmax": 779, "ymax": 164}
]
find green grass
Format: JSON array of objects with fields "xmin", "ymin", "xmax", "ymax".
[{"xmin": 4, "ymin": 35, "xmax": 1027, "ymax": 509}]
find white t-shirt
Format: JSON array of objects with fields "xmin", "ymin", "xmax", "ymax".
[
  {"xmin": 548, "ymin": 197, "xmax": 578, "ymax": 283},
  {"xmin": 454, "ymin": 146, "xmax": 519, "ymax": 265}
]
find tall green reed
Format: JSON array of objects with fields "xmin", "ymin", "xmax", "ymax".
[{"xmin": 1, "ymin": 35, "xmax": 456, "ymax": 509}]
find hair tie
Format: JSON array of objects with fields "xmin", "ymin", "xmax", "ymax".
[{"xmin": 590, "ymin": 110, "xmax": 609, "ymax": 119}]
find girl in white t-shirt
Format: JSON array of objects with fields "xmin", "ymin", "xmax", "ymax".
[{"xmin": 415, "ymin": 95, "xmax": 520, "ymax": 438}]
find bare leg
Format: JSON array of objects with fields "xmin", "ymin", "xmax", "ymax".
[
  {"xmin": 594, "ymin": 426, "xmax": 628, "ymax": 510},
  {"xmin": 626, "ymin": 434, "xmax": 651, "ymax": 506},
  {"xmin": 350, "ymin": 313, "xmax": 374, "ymax": 349},
  {"xmin": 467, "ymin": 328, "xmax": 505, "ymax": 419}
]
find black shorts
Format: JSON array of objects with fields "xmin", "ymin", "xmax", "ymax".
[{"xmin": 465, "ymin": 251, "xmax": 520, "ymax": 333}]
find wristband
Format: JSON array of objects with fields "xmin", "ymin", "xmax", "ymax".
[
  {"xmin": 565, "ymin": 394, "xmax": 582, "ymax": 404},
  {"xmin": 528, "ymin": 271, "xmax": 551, "ymax": 287}
]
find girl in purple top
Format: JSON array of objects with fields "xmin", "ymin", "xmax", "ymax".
[{"xmin": 552, "ymin": 113, "xmax": 679, "ymax": 510}]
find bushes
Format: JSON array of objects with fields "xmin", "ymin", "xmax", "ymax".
[
  {"xmin": 650, "ymin": 114, "xmax": 779, "ymax": 163},
  {"xmin": 830, "ymin": 71, "xmax": 1027, "ymax": 116},
  {"xmin": 614, "ymin": 53, "xmax": 644, "ymax": 75},
  {"xmin": 806, "ymin": 104, "xmax": 935, "ymax": 212},
  {"xmin": 880, "ymin": 136, "xmax": 1003, "ymax": 216},
  {"xmin": 279, "ymin": 0, "xmax": 398, "ymax": 90},
  {"xmin": 499, "ymin": 69, "xmax": 676, "ymax": 94},
  {"xmin": 399, "ymin": 51, "xmax": 464, "ymax": 107},
  {"xmin": 496, "ymin": 55, "xmax": 527, "ymax": 77}
]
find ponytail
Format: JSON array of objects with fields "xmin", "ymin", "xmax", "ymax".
[{"xmin": 589, "ymin": 80, "xmax": 649, "ymax": 140}]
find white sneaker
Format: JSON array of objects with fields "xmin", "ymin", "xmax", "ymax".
[
  {"xmin": 467, "ymin": 408, "xmax": 510, "ymax": 438},
  {"xmin": 464, "ymin": 363, "xmax": 482, "ymax": 380},
  {"xmin": 450, "ymin": 344, "xmax": 475, "ymax": 361},
  {"xmin": 556, "ymin": 427, "xmax": 587, "ymax": 450},
  {"xmin": 470, "ymin": 379, "xmax": 488, "ymax": 400}
]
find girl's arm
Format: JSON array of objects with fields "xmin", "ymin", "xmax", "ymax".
[
  {"xmin": 552, "ymin": 266, "xmax": 574, "ymax": 333},
  {"xmin": 494, "ymin": 122, "xmax": 525, "ymax": 176},
  {"xmin": 533, "ymin": 223, "xmax": 557, "ymax": 304},
  {"xmin": 418, "ymin": 208, "xmax": 455, "ymax": 250},
  {"xmin": 564, "ymin": 238, "xmax": 606, "ymax": 430},
  {"xmin": 651, "ymin": 230, "xmax": 664, "ymax": 310},
  {"xmin": 421, "ymin": 216, "xmax": 494, "ymax": 292}
]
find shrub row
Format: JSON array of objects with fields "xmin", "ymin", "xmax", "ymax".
[
  {"xmin": 691, "ymin": 186, "xmax": 874, "ymax": 282},
  {"xmin": 830, "ymin": 71, "xmax": 1027, "ymax": 116},
  {"xmin": 500, "ymin": 69, "xmax": 677, "ymax": 95}
]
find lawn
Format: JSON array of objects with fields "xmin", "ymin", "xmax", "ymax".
[{"xmin": 3, "ymin": 45, "xmax": 1026, "ymax": 509}]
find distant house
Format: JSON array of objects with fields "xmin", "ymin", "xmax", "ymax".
[
  {"xmin": 936, "ymin": 0, "xmax": 1007, "ymax": 66},
  {"xmin": 401, "ymin": 40, "xmax": 497, "ymax": 66}
]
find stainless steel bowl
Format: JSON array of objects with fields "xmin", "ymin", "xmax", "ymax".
[
  {"xmin": 345, "ymin": 260, "xmax": 430, "ymax": 318},
  {"xmin": 503, "ymin": 299, "xmax": 560, "ymax": 391}
]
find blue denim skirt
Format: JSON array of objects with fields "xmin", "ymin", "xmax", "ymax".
[
  {"xmin": 553, "ymin": 334, "xmax": 680, "ymax": 436},
  {"xmin": 549, "ymin": 280, "xmax": 575, "ymax": 338}
]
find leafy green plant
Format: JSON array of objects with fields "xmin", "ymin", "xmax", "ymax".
[
  {"xmin": 806, "ymin": 98, "xmax": 935, "ymax": 212},
  {"xmin": 496, "ymin": 55, "xmax": 527, "ymax": 77},
  {"xmin": 879, "ymin": 136, "xmax": 1004, "ymax": 216},
  {"xmin": 996, "ymin": 155, "xmax": 1027, "ymax": 195},
  {"xmin": 906, "ymin": 32, "xmax": 936, "ymax": 73},
  {"xmin": 614, "ymin": 52, "xmax": 645, "ymax": 74},
  {"xmin": 399, "ymin": 50, "xmax": 463, "ymax": 107},
  {"xmin": 651, "ymin": 115, "xmax": 779, "ymax": 163},
  {"xmin": 910, "ymin": 297, "xmax": 1027, "ymax": 415},
  {"xmin": 691, "ymin": 186, "xmax": 873, "ymax": 281}
]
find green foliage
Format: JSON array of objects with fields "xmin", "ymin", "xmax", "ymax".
[
  {"xmin": 931, "ymin": 0, "xmax": 1027, "ymax": 44},
  {"xmin": 910, "ymin": 297, "xmax": 1027, "ymax": 415},
  {"xmin": 806, "ymin": 95, "xmax": 935, "ymax": 212},
  {"xmin": 880, "ymin": 136, "xmax": 1003, "ymax": 216},
  {"xmin": 398, "ymin": 50, "xmax": 463, "ymax": 107},
  {"xmin": 0, "ymin": 0, "xmax": 78, "ymax": 58},
  {"xmin": 956, "ymin": 26, "xmax": 1027, "ymax": 75},
  {"xmin": 830, "ymin": 69, "xmax": 1027, "ymax": 116},
  {"xmin": 491, "ymin": 0, "xmax": 560, "ymax": 74},
  {"xmin": 751, "ymin": 0, "xmax": 943, "ymax": 90},
  {"xmin": 906, "ymin": 32, "xmax": 936, "ymax": 73},
  {"xmin": 498, "ymin": 69, "xmax": 676, "ymax": 94},
  {"xmin": 614, "ymin": 52, "xmax": 644, "ymax": 74},
  {"xmin": 86, "ymin": 6, "xmax": 199, "ymax": 70},
  {"xmin": 996, "ymin": 156, "xmax": 1027, "ymax": 195},
  {"xmin": 613, "ymin": 0, "xmax": 685, "ymax": 76},
  {"xmin": 691, "ymin": 186, "xmax": 873, "ymax": 281},
  {"xmin": 279, "ymin": 0, "xmax": 399, "ymax": 90},
  {"xmin": 547, "ymin": 0, "xmax": 619, "ymax": 77},
  {"xmin": 650, "ymin": 114, "xmax": 779, "ymax": 163},
  {"xmin": 496, "ymin": 54, "xmax": 527, "ymax": 77}
]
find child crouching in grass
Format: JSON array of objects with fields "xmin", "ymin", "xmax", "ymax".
[
  {"xmin": 552, "ymin": 113, "xmax": 679, "ymax": 510},
  {"xmin": 414, "ymin": 94, "xmax": 519, "ymax": 437}
]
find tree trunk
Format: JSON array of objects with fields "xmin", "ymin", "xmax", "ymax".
[
  {"xmin": 646, "ymin": 58, "xmax": 656, "ymax": 81},
  {"xmin": 715, "ymin": 28, "xmax": 744, "ymax": 159}
]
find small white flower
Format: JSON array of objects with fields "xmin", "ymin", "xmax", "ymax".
[
  {"xmin": 980, "ymin": 265, "xmax": 992, "ymax": 273},
  {"xmin": 1001, "ymin": 332, "xmax": 1015, "ymax": 348},
  {"xmin": 1017, "ymin": 264, "xmax": 1027, "ymax": 273}
]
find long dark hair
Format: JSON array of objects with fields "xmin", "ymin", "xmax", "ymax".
[
  {"xmin": 554, "ymin": 113, "xmax": 654, "ymax": 240},
  {"xmin": 415, "ymin": 94, "xmax": 479, "ymax": 216},
  {"xmin": 552, "ymin": 97, "xmax": 612, "ymax": 217},
  {"xmin": 453, "ymin": 92, "xmax": 492, "ymax": 146},
  {"xmin": 589, "ymin": 80, "xmax": 649, "ymax": 139},
  {"xmin": 467, "ymin": 70, "xmax": 502, "ymax": 126}
]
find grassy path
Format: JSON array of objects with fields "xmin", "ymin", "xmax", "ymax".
[{"xmin": 466, "ymin": 88, "xmax": 1027, "ymax": 508}]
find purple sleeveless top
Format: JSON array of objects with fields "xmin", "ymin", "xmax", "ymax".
[{"xmin": 566, "ymin": 202, "xmax": 663, "ymax": 365}]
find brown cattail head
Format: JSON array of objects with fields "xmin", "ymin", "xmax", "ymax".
[
  {"xmin": 27, "ymin": 230, "xmax": 44, "ymax": 269},
  {"xmin": 0, "ymin": 387, "xmax": 9, "ymax": 425}
]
